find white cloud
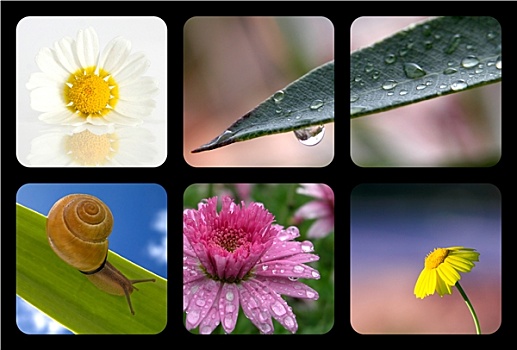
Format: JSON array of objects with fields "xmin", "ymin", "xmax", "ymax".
[
  {"xmin": 148, "ymin": 208, "xmax": 167, "ymax": 264},
  {"xmin": 16, "ymin": 296, "xmax": 70, "ymax": 334}
]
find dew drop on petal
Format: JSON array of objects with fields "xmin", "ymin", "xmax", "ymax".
[
  {"xmin": 224, "ymin": 315, "xmax": 233, "ymax": 328},
  {"xmin": 271, "ymin": 301, "xmax": 286, "ymax": 316},
  {"xmin": 293, "ymin": 265, "xmax": 305, "ymax": 274},
  {"xmin": 195, "ymin": 299, "xmax": 206, "ymax": 307},
  {"xmin": 260, "ymin": 323, "xmax": 272, "ymax": 334},
  {"xmin": 311, "ymin": 271, "xmax": 320, "ymax": 278},
  {"xmin": 284, "ymin": 316, "xmax": 295, "ymax": 329},
  {"xmin": 226, "ymin": 291, "xmax": 234, "ymax": 301},
  {"xmin": 186, "ymin": 309, "xmax": 200, "ymax": 324},
  {"xmin": 200, "ymin": 326, "xmax": 212, "ymax": 334},
  {"xmin": 262, "ymin": 265, "xmax": 269, "ymax": 271},
  {"xmin": 306, "ymin": 291, "xmax": 316, "ymax": 298},
  {"xmin": 301, "ymin": 242, "xmax": 314, "ymax": 252}
]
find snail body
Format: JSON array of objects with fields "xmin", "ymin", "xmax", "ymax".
[{"xmin": 46, "ymin": 194, "xmax": 155, "ymax": 315}]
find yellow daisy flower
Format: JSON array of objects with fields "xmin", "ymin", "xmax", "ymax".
[
  {"xmin": 414, "ymin": 246, "xmax": 479, "ymax": 299},
  {"xmin": 26, "ymin": 27, "xmax": 158, "ymax": 134}
]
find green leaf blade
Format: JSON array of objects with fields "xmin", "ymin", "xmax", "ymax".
[
  {"xmin": 192, "ymin": 60, "xmax": 334, "ymax": 153},
  {"xmin": 16, "ymin": 204, "xmax": 167, "ymax": 334},
  {"xmin": 351, "ymin": 16, "xmax": 501, "ymax": 119}
]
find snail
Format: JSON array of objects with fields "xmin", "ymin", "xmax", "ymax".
[{"xmin": 46, "ymin": 193, "xmax": 155, "ymax": 315}]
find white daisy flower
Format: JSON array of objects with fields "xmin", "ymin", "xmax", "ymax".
[
  {"xmin": 26, "ymin": 27, "xmax": 158, "ymax": 134},
  {"xmin": 27, "ymin": 126, "xmax": 157, "ymax": 167}
]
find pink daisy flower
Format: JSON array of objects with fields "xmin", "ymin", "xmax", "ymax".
[
  {"xmin": 293, "ymin": 184, "xmax": 334, "ymax": 238},
  {"xmin": 183, "ymin": 196, "xmax": 320, "ymax": 334}
]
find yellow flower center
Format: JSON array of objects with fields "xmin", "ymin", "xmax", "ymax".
[
  {"xmin": 68, "ymin": 74, "xmax": 110, "ymax": 114},
  {"xmin": 65, "ymin": 67, "xmax": 119, "ymax": 118},
  {"xmin": 424, "ymin": 248, "xmax": 449, "ymax": 269},
  {"xmin": 65, "ymin": 130, "xmax": 119, "ymax": 166}
]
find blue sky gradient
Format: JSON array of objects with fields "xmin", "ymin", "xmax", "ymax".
[{"xmin": 16, "ymin": 183, "xmax": 167, "ymax": 334}]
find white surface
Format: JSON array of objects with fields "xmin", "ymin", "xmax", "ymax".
[{"xmin": 16, "ymin": 16, "xmax": 167, "ymax": 167}]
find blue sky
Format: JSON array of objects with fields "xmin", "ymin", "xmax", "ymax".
[{"xmin": 16, "ymin": 183, "xmax": 167, "ymax": 334}]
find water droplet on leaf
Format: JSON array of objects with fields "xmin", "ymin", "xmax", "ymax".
[
  {"xmin": 461, "ymin": 55, "xmax": 480, "ymax": 68},
  {"xmin": 443, "ymin": 67, "xmax": 458, "ymax": 75},
  {"xmin": 445, "ymin": 34, "xmax": 461, "ymax": 54},
  {"xmin": 382, "ymin": 80, "xmax": 398, "ymax": 90},
  {"xmin": 273, "ymin": 90, "xmax": 285, "ymax": 103},
  {"xmin": 404, "ymin": 63, "xmax": 426, "ymax": 79},
  {"xmin": 451, "ymin": 79, "xmax": 468, "ymax": 91},
  {"xmin": 293, "ymin": 125, "xmax": 325, "ymax": 146},
  {"xmin": 309, "ymin": 99, "xmax": 324, "ymax": 110},
  {"xmin": 384, "ymin": 54, "xmax": 397, "ymax": 64}
]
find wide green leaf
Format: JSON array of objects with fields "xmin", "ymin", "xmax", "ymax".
[
  {"xmin": 16, "ymin": 203, "xmax": 167, "ymax": 334},
  {"xmin": 192, "ymin": 60, "xmax": 334, "ymax": 153},
  {"xmin": 350, "ymin": 16, "xmax": 501, "ymax": 118}
]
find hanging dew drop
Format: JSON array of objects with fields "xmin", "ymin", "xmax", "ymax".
[
  {"xmin": 496, "ymin": 56, "xmax": 502, "ymax": 69},
  {"xmin": 293, "ymin": 125, "xmax": 325, "ymax": 146},
  {"xmin": 273, "ymin": 90, "xmax": 285, "ymax": 103}
]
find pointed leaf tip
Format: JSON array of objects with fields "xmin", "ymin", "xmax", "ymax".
[{"xmin": 192, "ymin": 60, "xmax": 334, "ymax": 153}]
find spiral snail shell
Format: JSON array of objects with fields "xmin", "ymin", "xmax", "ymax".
[{"xmin": 46, "ymin": 194, "xmax": 155, "ymax": 315}]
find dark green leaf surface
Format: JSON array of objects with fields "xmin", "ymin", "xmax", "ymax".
[
  {"xmin": 192, "ymin": 60, "xmax": 334, "ymax": 153},
  {"xmin": 351, "ymin": 16, "xmax": 501, "ymax": 119}
]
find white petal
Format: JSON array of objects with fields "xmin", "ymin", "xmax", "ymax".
[
  {"xmin": 54, "ymin": 36, "xmax": 80, "ymax": 73},
  {"xmin": 118, "ymin": 77, "xmax": 158, "ymax": 101},
  {"xmin": 114, "ymin": 99, "xmax": 156, "ymax": 119},
  {"xmin": 112, "ymin": 52, "xmax": 150, "ymax": 84},
  {"xmin": 35, "ymin": 47, "xmax": 69, "ymax": 80},
  {"xmin": 30, "ymin": 87, "xmax": 65, "ymax": 112},
  {"xmin": 103, "ymin": 110, "xmax": 143, "ymax": 126},
  {"xmin": 26, "ymin": 72, "xmax": 63, "ymax": 90},
  {"xmin": 99, "ymin": 37, "xmax": 131, "ymax": 74},
  {"xmin": 38, "ymin": 109, "xmax": 82, "ymax": 125},
  {"xmin": 76, "ymin": 27, "xmax": 99, "ymax": 68},
  {"xmin": 27, "ymin": 132, "xmax": 71, "ymax": 166}
]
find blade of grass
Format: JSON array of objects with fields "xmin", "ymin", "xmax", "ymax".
[{"xmin": 16, "ymin": 203, "xmax": 167, "ymax": 334}]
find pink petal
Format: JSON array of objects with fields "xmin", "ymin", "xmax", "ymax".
[
  {"xmin": 307, "ymin": 217, "xmax": 334, "ymax": 238},
  {"xmin": 256, "ymin": 260, "xmax": 320, "ymax": 280},
  {"xmin": 239, "ymin": 281, "xmax": 274, "ymax": 334},
  {"xmin": 256, "ymin": 275, "xmax": 319, "ymax": 300},
  {"xmin": 218, "ymin": 283, "xmax": 240, "ymax": 333},
  {"xmin": 184, "ymin": 279, "xmax": 221, "ymax": 330}
]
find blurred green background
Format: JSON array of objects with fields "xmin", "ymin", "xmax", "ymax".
[{"xmin": 183, "ymin": 184, "xmax": 334, "ymax": 334}]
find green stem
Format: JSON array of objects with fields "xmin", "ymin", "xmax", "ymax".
[{"xmin": 455, "ymin": 281, "xmax": 481, "ymax": 334}]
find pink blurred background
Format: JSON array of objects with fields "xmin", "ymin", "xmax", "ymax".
[
  {"xmin": 184, "ymin": 17, "xmax": 334, "ymax": 167},
  {"xmin": 351, "ymin": 17, "xmax": 501, "ymax": 167}
]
